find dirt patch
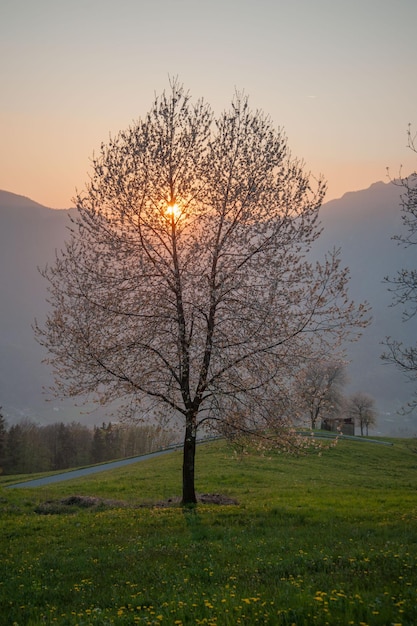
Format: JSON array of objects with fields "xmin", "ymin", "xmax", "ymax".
[
  {"xmin": 198, "ymin": 493, "xmax": 239, "ymax": 505},
  {"xmin": 35, "ymin": 493, "xmax": 238, "ymax": 514},
  {"xmin": 35, "ymin": 495, "xmax": 127, "ymax": 515},
  {"xmin": 153, "ymin": 493, "xmax": 239, "ymax": 507}
]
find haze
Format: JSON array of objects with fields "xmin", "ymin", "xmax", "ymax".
[{"xmin": 1, "ymin": 0, "xmax": 416, "ymax": 209}]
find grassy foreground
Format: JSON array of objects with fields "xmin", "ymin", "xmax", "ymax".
[{"xmin": 0, "ymin": 437, "xmax": 416, "ymax": 625}]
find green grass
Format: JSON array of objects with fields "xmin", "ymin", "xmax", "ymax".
[{"xmin": 1, "ymin": 437, "xmax": 416, "ymax": 625}]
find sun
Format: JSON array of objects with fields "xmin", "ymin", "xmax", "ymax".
[{"xmin": 166, "ymin": 203, "xmax": 182, "ymax": 219}]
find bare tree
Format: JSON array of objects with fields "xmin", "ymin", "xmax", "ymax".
[
  {"xmin": 35, "ymin": 82, "xmax": 369, "ymax": 504},
  {"xmin": 347, "ymin": 392, "xmax": 377, "ymax": 436},
  {"xmin": 383, "ymin": 126, "xmax": 417, "ymax": 411},
  {"xmin": 295, "ymin": 360, "xmax": 347, "ymax": 429}
]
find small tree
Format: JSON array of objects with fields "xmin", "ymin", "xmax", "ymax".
[
  {"xmin": 383, "ymin": 125, "xmax": 417, "ymax": 411},
  {"xmin": 35, "ymin": 81, "xmax": 369, "ymax": 504},
  {"xmin": 347, "ymin": 392, "xmax": 377, "ymax": 436},
  {"xmin": 295, "ymin": 360, "xmax": 347, "ymax": 429}
]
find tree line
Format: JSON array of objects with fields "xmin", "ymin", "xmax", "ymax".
[
  {"xmin": 0, "ymin": 413, "xmax": 176, "ymax": 475},
  {"xmin": 0, "ymin": 360, "xmax": 377, "ymax": 477}
]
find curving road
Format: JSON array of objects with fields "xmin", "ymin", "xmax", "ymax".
[{"xmin": 5, "ymin": 447, "xmax": 181, "ymax": 489}]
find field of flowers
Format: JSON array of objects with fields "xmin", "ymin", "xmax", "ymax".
[{"xmin": 0, "ymin": 437, "xmax": 416, "ymax": 625}]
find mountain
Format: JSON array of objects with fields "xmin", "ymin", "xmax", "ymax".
[
  {"xmin": 313, "ymin": 182, "xmax": 417, "ymax": 435},
  {"xmin": 0, "ymin": 185, "xmax": 416, "ymax": 434},
  {"xmin": 0, "ymin": 191, "xmax": 75, "ymax": 423}
]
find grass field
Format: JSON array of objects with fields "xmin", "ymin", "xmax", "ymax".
[{"xmin": 0, "ymin": 436, "xmax": 416, "ymax": 625}]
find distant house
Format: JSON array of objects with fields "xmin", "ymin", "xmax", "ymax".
[{"xmin": 321, "ymin": 416, "xmax": 354, "ymax": 436}]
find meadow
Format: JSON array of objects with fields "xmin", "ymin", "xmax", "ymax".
[{"xmin": 0, "ymin": 436, "xmax": 416, "ymax": 625}]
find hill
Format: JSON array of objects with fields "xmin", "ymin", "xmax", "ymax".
[
  {"xmin": 0, "ymin": 185, "xmax": 416, "ymax": 433},
  {"xmin": 1, "ymin": 438, "xmax": 416, "ymax": 624}
]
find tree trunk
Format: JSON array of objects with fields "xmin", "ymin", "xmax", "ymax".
[{"xmin": 182, "ymin": 417, "xmax": 197, "ymax": 505}]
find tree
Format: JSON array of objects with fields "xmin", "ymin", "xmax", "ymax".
[
  {"xmin": 54, "ymin": 423, "xmax": 77, "ymax": 470},
  {"xmin": 3, "ymin": 420, "xmax": 46, "ymax": 474},
  {"xmin": 4, "ymin": 423, "xmax": 23, "ymax": 473},
  {"xmin": 35, "ymin": 81, "xmax": 369, "ymax": 504},
  {"xmin": 42, "ymin": 422, "xmax": 91, "ymax": 470},
  {"xmin": 119, "ymin": 424, "xmax": 176, "ymax": 457},
  {"xmin": 295, "ymin": 360, "xmax": 347, "ymax": 429},
  {"xmin": 91, "ymin": 424, "xmax": 107, "ymax": 464},
  {"xmin": 383, "ymin": 125, "xmax": 417, "ymax": 411},
  {"xmin": 347, "ymin": 392, "xmax": 377, "ymax": 436}
]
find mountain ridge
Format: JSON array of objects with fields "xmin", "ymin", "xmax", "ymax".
[
  {"xmin": 1, "ymin": 184, "xmax": 416, "ymax": 434},
  {"xmin": 0, "ymin": 189, "xmax": 72, "ymax": 213}
]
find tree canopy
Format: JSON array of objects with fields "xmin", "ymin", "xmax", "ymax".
[{"xmin": 36, "ymin": 82, "xmax": 369, "ymax": 503}]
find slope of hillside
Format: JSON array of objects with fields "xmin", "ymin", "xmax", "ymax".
[{"xmin": 0, "ymin": 185, "xmax": 416, "ymax": 433}]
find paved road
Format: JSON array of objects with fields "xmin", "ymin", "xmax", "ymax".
[{"xmin": 5, "ymin": 447, "xmax": 180, "ymax": 489}]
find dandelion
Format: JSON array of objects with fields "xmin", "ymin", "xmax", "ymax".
[{"xmin": 314, "ymin": 591, "xmax": 327, "ymax": 602}]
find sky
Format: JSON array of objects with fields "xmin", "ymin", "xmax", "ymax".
[{"xmin": 1, "ymin": 0, "xmax": 416, "ymax": 209}]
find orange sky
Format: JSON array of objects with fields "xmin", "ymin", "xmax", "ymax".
[{"xmin": 1, "ymin": 0, "xmax": 416, "ymax": 208}]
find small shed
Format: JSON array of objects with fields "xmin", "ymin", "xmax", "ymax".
[{"xmin": 321, "ymin": 416, "xmax": 354, "ymax": 436}]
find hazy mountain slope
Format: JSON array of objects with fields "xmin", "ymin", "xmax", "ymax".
[
  {"xmin": 0, "ymin": 185, "xmax": 415, "ymax": 433},
  {"xmin": 0, "ymin": 191, "xmax": 72, "ymax": 422},
  {"xmin": 315, "ymin": 182, "xmax": 417, "ymax": 434}
]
